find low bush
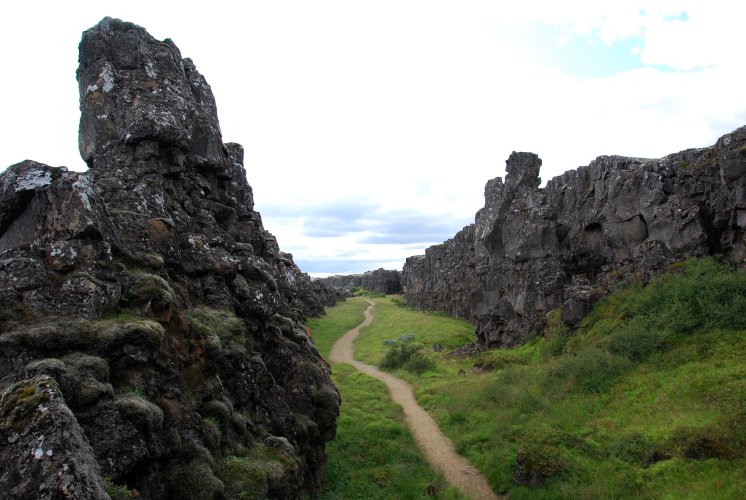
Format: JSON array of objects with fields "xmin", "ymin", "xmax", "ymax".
[
  {"xmin": 513, "ymin": 439, "xmax": 569, "ymax": 486},
  {"xmin": 605, "ymin": 323, "xmax": 668, "ymax": 362},
  {"xmin": 380, "ymin": 334, "xmax": 435, "ymax": 375},
  {"xmin": 390, "ymin": 296, "xmax": 409, "ymax": 308},
  {"xmin": 650, "ymin": 425, "xmax": 736, "ymax": 462},
  {"xmin": 547, "ymin": 346, "xmax": 631, "ymax": 394},
  {"xmin": 609, "ymin": 431, "xmax": 653, "ymax": 465},
  {"xmin": 584, "ymin": 257, "xmax": 746, "ymax": 339},
  {"xmin": 104, "ymin": 478, "xmax": 140, "ymax": 499},
  {"xmin": 543, "ymin": 309, "xmax": 571, "ymax": 357},
  {"xmin": 351, "ymin": 286, "xmax": 386, "ymax": 298}
]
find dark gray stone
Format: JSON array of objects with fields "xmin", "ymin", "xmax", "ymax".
[
  {"xmin": 404, "ymin": 131, "xmax": 746, "ymax": 347},
  {"xmin": 0, "ymin": 17, "xmax": 339, "ymax": 498},
  {"xmin": 319, "ymin": 268, "xmax": 402, "ymax": 295}
]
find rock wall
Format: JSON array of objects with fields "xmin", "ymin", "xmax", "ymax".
[
  {"xmin": 403, "ymin": 128, "xmax": 746, "ymax": 347},
  {"xmin": 319, "ymin": 268, "xmax": 402, "ymax": 295},
  {"xmin": 402, "ymin": 225, "xmax": 475, "ymax": 320},
  {"xmin": 0, "ymin": 18, "xmax": 338, "ymax": 499},
  {"xmin": 310, "ymin": 279, "xmax": 347, "ymax": 307},
  {"xmin": 317, "ymin": 274, "xmax": 359, "ymax": 294}
]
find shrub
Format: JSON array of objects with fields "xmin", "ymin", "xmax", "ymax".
[
  {"xmin": 543, "ymin": 309, "xmax": 571, "ymax": 357},
  {"xmin": 609, "ymin": 432, "xmax": 653, "ymax": 465},
  {"xmin": 614, "ymin": 257, "xmax": 746, "ymax": 336},
  {"xmin": 104, "ymin": 478, "xmax": 140, "ymax": 499},
  {"xmin": 547, "ymin": 346, "xmax": 630, "ymax": 394},
  {"xmin": 390, "ymin": 296, "xmax": 409, "ymax": 308},
  {"xmin": 351, "ymin": 286, "xmax": 386, "ymax": 298},
  {"xmin": 380, "ymin": 334, "xmax": 435, "ymax": 375},
  {"xmin": 605, "ymin": 323, "xmax": 668, "ymax": 362},
  {"xmin": 655, "ymin": 425, "xmax": 736, "ymax": 461},
  {"xmin": 513, "ymin": 440, "xmax": 568, "ymax": 486},
  {"xmin": 575, "ymin": 257, "xmax": 746, "ymax": 364},
  {"xmin": 403, "ymin": 351, "xmax": 436, "ymax": 374}
]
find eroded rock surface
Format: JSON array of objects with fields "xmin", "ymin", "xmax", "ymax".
[
  {"xmin": 319, "ymin": 268, "xmax": 402, "ymax": 295},
  {"xmin": 403, "ymin": 129, "xmax": 746, "ymax": 347},
  {"xmin": 1, "ymin": 17, "xmax": 338, "ymax": 498}
]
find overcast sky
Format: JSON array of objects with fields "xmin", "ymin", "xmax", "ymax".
[{"xmin": 2, "ymin": 1, "xmax": 745, "ymax": 276}]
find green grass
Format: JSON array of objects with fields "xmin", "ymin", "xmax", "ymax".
[
  {"xmin": 320, "ymin": 364, "xmax": 462, "ymax": 499},
  {"xmin": 352, "ymin": 296, "xmax": 475, "ymax": 369},
  {"xmin": 309, "ymin": 297, "xmax": 464, "ymax": 499},
  {"xmin": 341, "ymin": 258, "xmax": 746, "ymax": 498},
  {"xmin": 307, "ymin": 297, "xmax": 370, "ymax": 359}
]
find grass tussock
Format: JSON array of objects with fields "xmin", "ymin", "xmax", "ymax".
[
  {"xmin": 316, "ymin": 258, "xmax": 746, "ymax": 498},
  {"xmin": 308, "ymin": 297, "xmax": 464, "ymax": 499},
  {"xmin": 380, "ymin": 334, "xmax": 436, "ymax": 374}
]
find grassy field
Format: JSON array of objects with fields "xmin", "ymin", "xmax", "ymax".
[
  {"xmin": 307, "ymin": 298, "xmax": 464, "ymax": 499},
  {"xmin": 340, "ymin": 258, "xmax": 746, "ymax": 498}
]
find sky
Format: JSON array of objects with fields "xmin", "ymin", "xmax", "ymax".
[{"xmin": 2, "ymin": 1, "xmax": 746, "ymax": 277}]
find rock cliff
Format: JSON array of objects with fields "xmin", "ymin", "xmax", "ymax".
[
  {"xmin": 0, "ymin": 18, "xmax": 338, "ymax": 499},
  {"xmin": 403, "ymin": 128, "xmax": 746, "ymax": 347},
  {"xmin": 319, "ymin": 268, "xmax": 402, "ymax": 295}
]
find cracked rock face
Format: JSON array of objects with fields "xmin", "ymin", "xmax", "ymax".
[
  {"xmin": 1, "ymin": 17, "xmax": 338, "ymax": 498},
  {"xmin": 319, "ymin": 268, "xmax": 402, "ymax": 295},
  {"xmin": 403, "ymin": 130, "xmax": 746, "ymax": 347}
]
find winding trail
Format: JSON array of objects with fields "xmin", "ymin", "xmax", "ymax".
[{"xmin": 329, "ymin": 300, "xmax": 501, "ymax": 500}]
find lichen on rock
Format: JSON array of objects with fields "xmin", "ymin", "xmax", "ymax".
[
  {"xmin": 0, "ymin": 17, "xmax": 339, "ymax": 498},
  {"xmin": 404, "ymin": 131, "xmax": 746, "ymax": 347}
]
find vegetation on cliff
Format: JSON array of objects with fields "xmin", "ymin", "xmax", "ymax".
[{"xmin": 319, "ymin": 258, "xmax": 746, "ymax": 498}]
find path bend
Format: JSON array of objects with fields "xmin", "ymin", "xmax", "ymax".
[{"xmin": 329, "ymin": 299, "xmax": 501, "ymax": 500}]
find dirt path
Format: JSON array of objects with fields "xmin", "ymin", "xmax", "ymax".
[{"xmin": 329, "ymin": 299, "xmax": 501, "ymax": 500}]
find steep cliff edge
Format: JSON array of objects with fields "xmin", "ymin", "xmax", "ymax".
[
  {"xmin": 403, "ymin": 128, "xmax": 746, "ymax": 347},
  {"xmin": 319, "ymin": 268, "xmax": 402, "ymax": 295},
  {"xmin": 0, "ymin": 18, "xmax": 338, "ymax": 499}
]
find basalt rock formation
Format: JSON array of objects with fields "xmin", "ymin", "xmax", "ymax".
[
  {"xmin": 0, "ymin": 18, "xmax": 338, "ymax": 499},
  {"xmin": 309, "ymin": 279, "xmax": 347, "ymax": 307},
  {"xmin": 319, "ymin": 268, "xmax": 402, "ymax": 295},
  {"xmin": 403, "ymin": 127, "xmax": 746, "ymax": 347}
]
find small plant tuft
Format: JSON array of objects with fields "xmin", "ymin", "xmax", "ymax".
[
  {"xmin": 380, "ymin": 334, "xmax": 435, "ymax": 374},
  {"xmin": 104, "ymin": 478, "xmax": 140, "ymax": 499}
]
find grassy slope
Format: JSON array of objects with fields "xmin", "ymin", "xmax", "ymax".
[
  {"xmin": 348, "ymin": 258, "xmax": 746, "ymax": 499},
  {"xmin": 307, "ymin": 298, "xmax": 464, "ymax": 499}
]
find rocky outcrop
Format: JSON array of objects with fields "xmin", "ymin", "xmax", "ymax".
[
  {"xmin": 319, "ymin": 268, "xmax": 402, "ymax": 295},
  {"xmin": 0, "ymin": 18, "xmax": 338, "ymax": 499},
  {"xmin": 403, "ymin": 128, "xmax": 746, "ymax": 347},
  {"xmin": 317, "ymin": 275, "xmax": 359, "ymax": 294},
  {"xmin": 309, "ymin": 279, "xmax": 346, "ymax": 307},
  {"xmin": 359, "ymin": 268, "xmax": 402, "ymax": 294},
  {"xmin": 402, "ymin": 225, "xmax": 475, "ymax": 320}
]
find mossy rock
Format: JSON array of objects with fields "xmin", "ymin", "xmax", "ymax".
[
  {"xmin": 187, "ymin": 306, "xmax": 245, "ymax": 342},
  {"xmin": 294, "ymin": 413, "xmax": 319, "ymax": 439},
  {"xmin": 97, "ymin": 318, "xmax": 164, "ymax": 351},
  {"xmin": 201, "ymin": 416, "xmax": 222, "ymax": 451},
  {"xmin": 217, "ymin": 455, "xmax": 269, "ymax": 499},
  {"xmin": 166, "ymin": 461, "xmax": 224, "ymax": 500},
  {"xmin": 0, "ymin": 378, "xmax": 50, "ymax": 432},
  {"xmin": 217, "ymin": 444, "xmax": 298, "ymax": 500},
  {"xmin": 121, "ymin": 272, "xmax": 176, "ymax": 319},
  {"xmin": 114, "ymin": 393, "xmax": 164, "ymax": 433}
]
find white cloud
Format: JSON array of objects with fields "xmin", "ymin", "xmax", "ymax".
[{"xmin": 1, "ymin": 1, "xmax": 745, "ymax": 274}]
